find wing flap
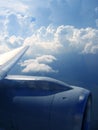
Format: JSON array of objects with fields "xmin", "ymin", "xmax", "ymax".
[{"xmin": 0, "ymin": 46, "xmax": 29, "ymax": 80}]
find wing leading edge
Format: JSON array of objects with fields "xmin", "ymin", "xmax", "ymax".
[{"xmin": 0, "ymin": 46, "xmax": 29, "ymax": 80}]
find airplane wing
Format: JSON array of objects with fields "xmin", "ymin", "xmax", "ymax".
[{"xmin": 0, "ymin": 46, "xmax": 29, "ymax": 80}]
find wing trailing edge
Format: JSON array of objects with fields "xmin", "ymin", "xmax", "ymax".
[{"xmin": 0, "ymin": 46, "xmax": 29, "ymax": 80}]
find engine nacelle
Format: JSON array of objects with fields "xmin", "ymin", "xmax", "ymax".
[{"xmin": 0, "ymin": 75, "xmax": 91, "ymax": 130}]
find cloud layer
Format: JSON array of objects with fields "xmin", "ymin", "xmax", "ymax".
[
  {"xmin": 16, "ymin": 25, "xmax": 98, "ymax": 73},
  {"xmin": 20, "ymin": 55, "xmax": 57, "ymax": 73},
  {"xmin": 0, "ymin": 24, "xmax": 98, "ymax": 73},
  {"xmin": 0, "ymin": 0, "xmax": 98, "ymax": 73},
  {"xmin": 23, "ymin": 25, "xmax": 98, "ymax": 55}
]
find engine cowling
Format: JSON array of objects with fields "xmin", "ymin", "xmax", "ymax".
[{"xmin": 0, "ymin": 75, "xmax": 91, "ymax": 130}]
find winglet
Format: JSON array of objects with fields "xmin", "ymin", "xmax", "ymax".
[{"xmin": 0, "ymin": 46, "xmax": 29, "ymax": 80}]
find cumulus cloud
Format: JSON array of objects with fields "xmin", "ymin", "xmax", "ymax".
[
  {"xmin": 35, "ymin": 55, "xmax": 57, "ymax": 64},
  {"xmin": 23, "ymin": 25, "xmax": 63, "ymax": 56},
  {"xmin": 0, "ymin": 0, "xmax": 97, "ymax": 73},
  {"xmin": 0, "ymin": 0, "xmax": 35, "ymax": 38},
  {"xmin": 20, "ymin": 55, "xmax": 57, "ymax": 73},
  {"xmin": 0, "ymin": 23, "xmax": 98, "ymax": 55},
  {"xmin": 0, "ymin": 0, "xmax": 97, "ymax": 54},
  {"xmin": 9, "ymin": 35, "xmax": 23, "ymax": 45},
  {"xmin": 0, "ymin": 34, "xmax": 24, "ymax": 53},
  {"xmin": 0, "ymin": 23, "xmax": 98, "ymax": 73},
  {"xmin": 23, "ymin": 25, "xmax": 98, "ymax": 55},
  {"xmin": 0, "ymin": 45, "xmax": 10, "ymax": 54},
  {"xmin": 0, "ymin": 0, "xmax": 98, "ymax": 74},
  {"xmin": 0, "ymin": 1, "xmax": 28, "ymax": 14},
  {"xmin": 1, "ymin": 24, "xmax": 98, "ymax": 56}
]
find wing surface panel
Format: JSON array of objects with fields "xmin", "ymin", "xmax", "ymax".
[{"xmin": 0, "ymin": 46, "xmax": 28, "ymax": 80}]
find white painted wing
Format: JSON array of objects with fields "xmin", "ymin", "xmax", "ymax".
[{"xmin": 0, "ymin": 46, "xmax": 29, "ymax": 80}]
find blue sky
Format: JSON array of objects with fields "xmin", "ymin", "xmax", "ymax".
[
  {"xmin": 0, "ymin": 0, "xmax": 98, "ymax": 86},
  {"xmin": 1, "ymin": 1, "xmax": 98, "ymax": 128}
]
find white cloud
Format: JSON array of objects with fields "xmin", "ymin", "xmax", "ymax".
[
  {"xmin": 8, "ymin": 35, "xmax": 23, "ymax": 48},
  {"xmin": 0, "ymin": 0, "xmax": 97, "ymax": 74},
  {"xmin": 0, "ymin": 34, "xmax": 24, "ymax": 53},
  {"xmin": 0, "ymin": 0, "xmax": 35, "ymax": 38},
  {"xmin": 0, "ymin": 45, "xmax": 10, "ymax": 54},
  {"xmin": 36, "ymin": 55, "xmax": 57, "ymax": 64},
  {"xmin": 20, "ymin": 55, "xmax": 57, "ymax": 73},
  {"xmin": 23, "ymin": 25, "xmax": 63, "ymax": 55},
  {"xmin": 22, "ymin": 62, "xmax": 55, "ymax": 73},
  {"xmin": 91, "ymin": 45, "xmax": 98, "ymax": 54},
  {"xmin": 0, "ymin": 23, "xmax": 98, "ymax": 73},
  {"xmin": 0, "ymin": 24, "xmax": 98, "ymax": 56},
  {"xmin": 82, "ymin": 42, "xmax": 93, "ymax": 54},
  {"xmin": 0, "ymin": 1, "xmax": 28, "ymax": 14},
  {"xmin": 9, "ymin": 35, "xmax": 23, "ymax": 45},
  {"xmin": 23, "ymin": 25, "xmax": 98, "ymax": 55}
]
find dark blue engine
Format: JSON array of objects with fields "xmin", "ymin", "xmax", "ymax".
[{"xmin": 0, "ymin": 75, "xmax": 91, "ymax": 130}]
